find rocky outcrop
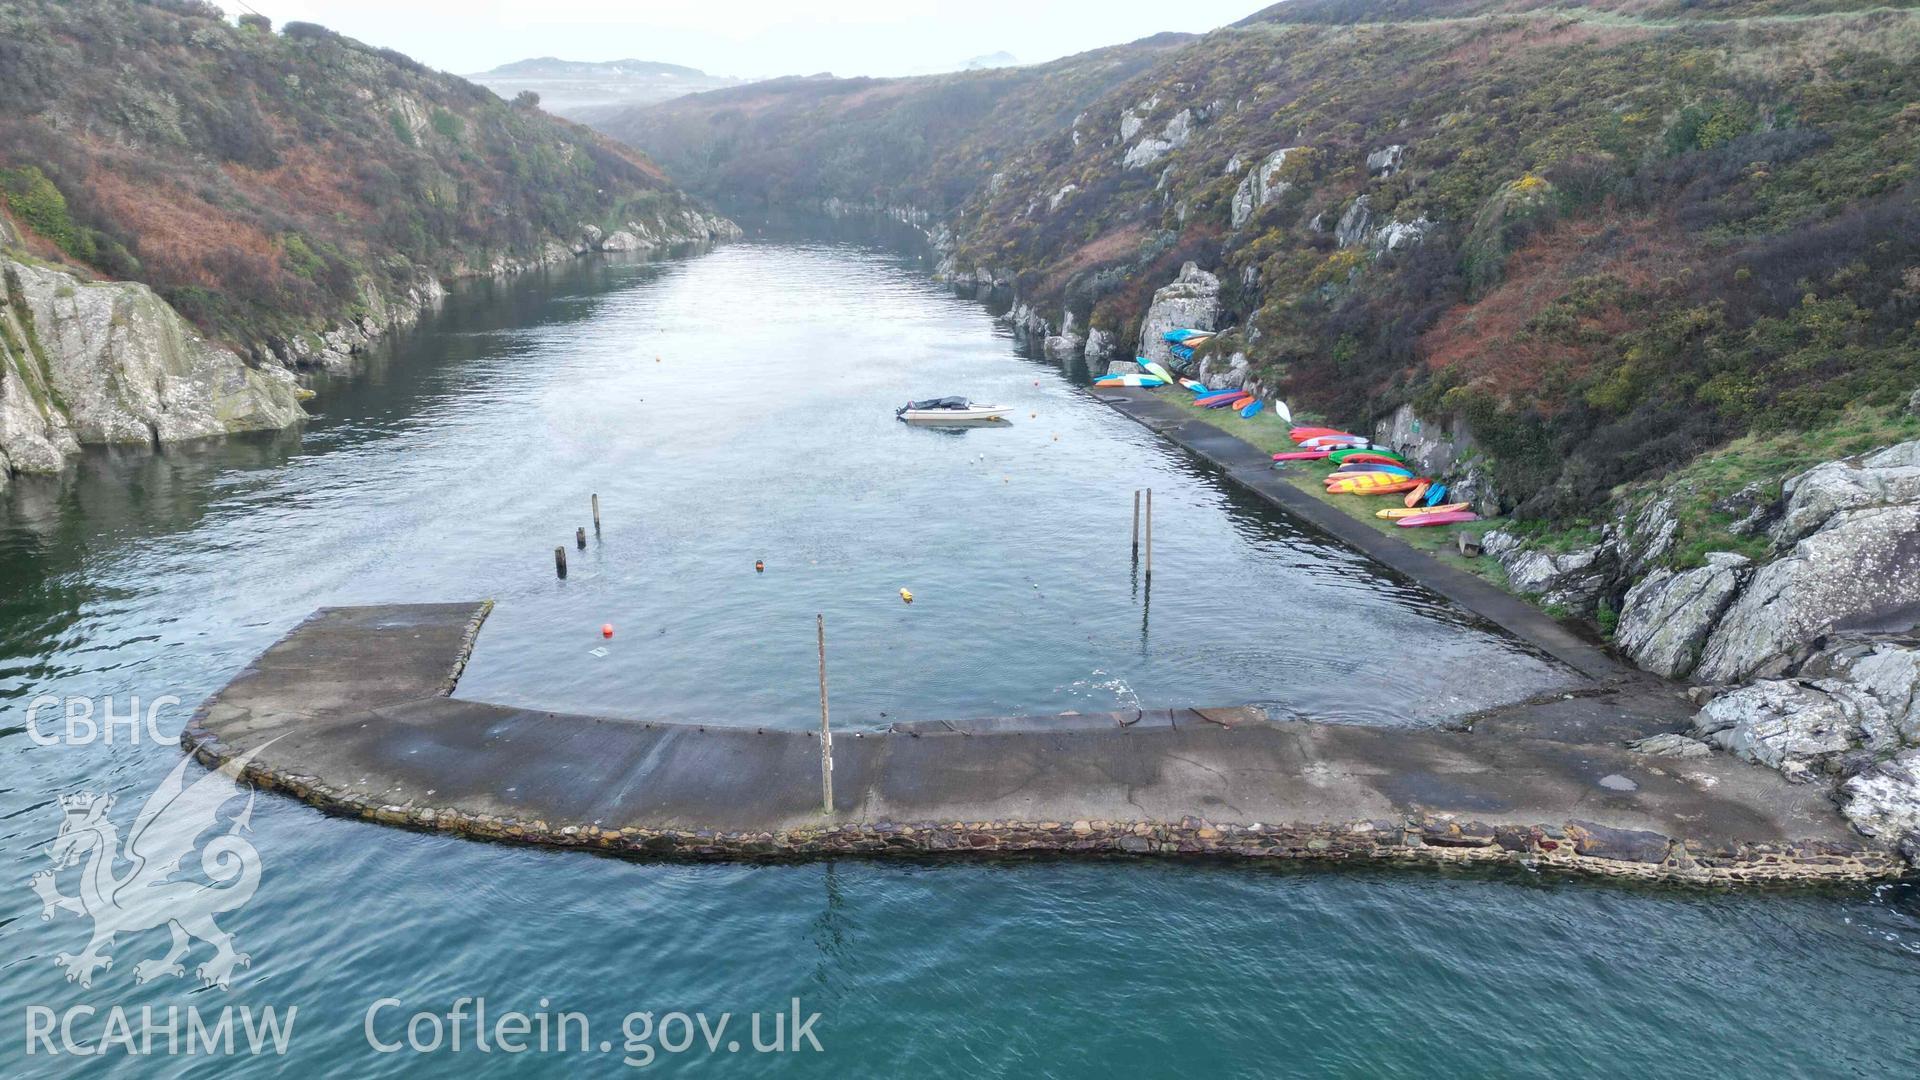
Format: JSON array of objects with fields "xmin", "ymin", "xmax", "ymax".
[
  {"xmin": 1122, "ymin": 108, "xmax": 1192, "ymax": 170},
  {"xmin": 599, "ymin": 208, "xmax": 742, "ymax": 252},
  {"xmin": 1230, "ymin": 147, "xmax": 1307, "ymax": 229},
  {"xmin": 1769, "ymin": 441, "xmax": 1920, "ymax": 546},
  {"xmin": 1696, "ymin": 503, "xmax": 1920, "ymax": 682},
  {"xmin": 1373, "ymin": 403, "xmax": 1470, "ymax": 477},
  {"xmin": 1614, "ymin": 553, "xmax": 1751, "ymax": 678},
  {"xmin": 1842, "ymin": 749, "xmax": 1920, "ymax": 855},
  {"xmin": 1, "ymin": 255, "xmax": 304, "ymax": 484},
  {"xmin": 1481, "ymin": 529, "xmax": 1618, "ymax": 612},
  {"xmin": 1137, "ymin": 262, "xmax": 1221, "ymax": 366},
  {"xmin": 1692, "ymin": 639, "xmax": 1920, "ymax": 782},
  {"xmin": 1366, "ymin": 145, "xmax": 1405, "ymax": 177}
]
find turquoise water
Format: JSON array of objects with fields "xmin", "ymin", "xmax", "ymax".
[{"xmin": 1, "ymin": 238, "xmax": 1916, "ymax": 1075}]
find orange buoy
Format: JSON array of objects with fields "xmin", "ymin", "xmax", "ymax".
[{"xmin": 601, "ymin": 623, "xmax": 614, "ymax": 638}]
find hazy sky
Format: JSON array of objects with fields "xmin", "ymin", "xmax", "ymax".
[{"xmin": 213, "ymin": 1, "xmax": 1270, "ymax": 79}]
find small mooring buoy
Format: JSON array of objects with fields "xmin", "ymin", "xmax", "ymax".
[
  {"xmin": 601, "ymin": 623, "xmax": 614, "ymax": 639},
  {"xmin": 900, "ymin": 588, "xmax": 914, "ymax": 604},
  {"xmin": 755, "ymin": 560, "xmax": 765, "ymax": 573}
]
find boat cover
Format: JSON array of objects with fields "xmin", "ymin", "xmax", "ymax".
[{"xmin": 896, "ymin": 397, "xmax": 971, "ymax": 415}]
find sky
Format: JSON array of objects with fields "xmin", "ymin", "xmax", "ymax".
[{"xmin": 211, "ymin": 0, "xmax": 1271, "ymax": 79}]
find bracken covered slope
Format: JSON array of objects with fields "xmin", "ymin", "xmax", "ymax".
[
  {"xmin": 611, "ymin": 0, "xmax": 1920, "ymax": 523},
  {"xmin": 0, "ymin": 0, "xmax": 727, "ymax": 362}
]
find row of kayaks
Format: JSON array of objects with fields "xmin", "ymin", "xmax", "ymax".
[
  {"xmin": 1165, "ymin": 328, "xmax": 1215, "ymax": 363},
  {"xmin": 1276, "ymin": 426, "xmax": 1479, "ymax": 527}
]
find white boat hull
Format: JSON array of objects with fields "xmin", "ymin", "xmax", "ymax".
[{"xmin": 899, "ymin": 405, "xmax": 1012, "ymax": 422}]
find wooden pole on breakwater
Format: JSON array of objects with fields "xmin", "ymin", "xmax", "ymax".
[
  {"xmin": 817, "ymin": 614, "xmax": 833, "ymax": 815},
  {"xmin": 554, "ymin": 546, "xmax": 567, "ymax": 579},
  {"xmin": 591, "ymin": 493, "xmax": 601, "ymax": 535},
  {"xmin": 1145, "ymin": 488, "xmax": 1153, "ymax": 580},
  {"xmin": 1132, "ymin": 489, "xmax": 1141, "ymax": 554}
]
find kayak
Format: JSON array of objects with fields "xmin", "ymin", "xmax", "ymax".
[
  {"xmin": 1094, "ymin": 373, "xmax": 1165, "ymax": 387},
  {"xmin": 1194, "ymin": 388, "xmax": 1243, "ymax": 401},
  {"xmin": 1205, "ymin": 394, "xmax": 1250, "ymax": 409},
  {"xmin": 1376, "ymin": 503, "xmax": 1470, "ymax": 520},
  {"xmin": 1273, "ymin": 450, "xmax": 1333, "ymax": 461},
  {"xmin": 1325, "ymin": 470, "xmax": 1412, "ymax": 486},
  {"xmin": 1163, "ymin": 328, "xmax": 1212, "ymax": 343},
  {"xmin": 1396, "ymin": 510, "xmax": 1481, "ymax": 527},
  {"xmin": 1274, "ymin": 400, "xmax": 1293, "ymax": 424},
  {"xmin": 1139, "ymin": 360, "xmax": 1178, "ymax": 385},
  {"xmin": 1289, "ymin": 427, "xmax": 1347, "ymax": 441},
  {"xmin": 1240, "ymin": 400, "xmax": 1264, "ymax": 418},
  {"xmin": 1300, "ymin": 435, "xmax": 1370, "ymax": 449},
  {"xmin": 1423, "ymin": 483, "xmax": 1450, "ymax": 507},
  {"xmin": 1404, "ymin": 482, "xmax": 1431, "ymax": 507},
  {"xmin": 1331, "ymin": 479, "xmax": 1425, "ymax": 495},
  {"xmin": 1332, "ymin": 464, "xmax": 1413, "ymax": 478},
  {"xmin": 1328, "ymin": 449, "xmax": 1405, "ymax": 466}
]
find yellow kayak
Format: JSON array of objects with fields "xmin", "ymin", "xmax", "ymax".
[{"xmin": 1376, "ymin": 503, "xmax": 1469, "ymax": 519}]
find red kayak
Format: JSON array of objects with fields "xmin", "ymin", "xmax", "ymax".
[
  {"xmin": 1289, "ymin": 426, "xmax": 1345, "ymax": 441},
  {"xmin": 1335, "ymin": 452, "xmax": 1406, "ymax": 467}
]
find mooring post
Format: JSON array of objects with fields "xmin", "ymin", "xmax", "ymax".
[
  {"xmin": 591, "ymin": 493, "xmax": 601, "ymax": 535},
  {"xmin": 1132, "ymin": 489, "xmax": 1141, "ymax": 553},
  {"xmin": 575, "ymin": 526, "xmax": 587, "ymax": 550},
  {"xmin": 817, "ymin": 613, "xmax": 833, "ymax": 814},
  {"xmin": 1145, "ymin": 488, "xmax": 1153, "ymax": 580},
  {"xmin": 554, "ymin": 546, "xmax": 567, "ymax": 579}
]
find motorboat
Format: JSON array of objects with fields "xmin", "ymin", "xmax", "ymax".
[{"xmin": 895, "ymin": 397, "xmax": 1013, "ymax": 422}]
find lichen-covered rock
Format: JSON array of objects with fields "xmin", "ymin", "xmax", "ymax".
[
  {"xmin": 1691, "ymin": 679, "xmax": 1871, "ymax": 782},
  {"xmin": 1196, "ymin": 350, "xmax": 1250, "ymax": 392},
  {"xmin": 1614, "ymin": 553, "xmax": 1750, "ymax": 678},
  {"xmin": 1136, "ymin": 262, "xmax": 1221, "ymax": 366},
  {"xmin": 1373, "ymin": 402, "xmax": 1469, "ymax": 477},
  {"xmin": 1626, "ymin": 732, "xmax": 1713, "ymax": 758},
  {"xmin": 1481, "ymin": 529, "xmax": 1619, "ymax": 613},
  {"xmin": 1770, "ymin": 439, "xmax": 1920, "ymax": 546},
  {"xmin": 1695, "ymin": 504, "xmax": 1920, "ymax": 683},
  {"xmin": 1842, "ymin": 749, "xmax": 1920, "ymax": 849},
  {"xmin": 1335, "ymin": 196, "xmax": 1373, "ymax": 248},
  {"xmin": 1, "ymin": 256, "xmax": 303, "ymax": 477},
  {"xmin": 1042, "ymin": 310, "xmax": 1084, "ymax": 363},
  {"xmin": 1084, "ymin": 326, "xmax": 1113, "ymax": 366},
  {"xmin": 1122, "ymin": 108, "xmax": 1191, "ymax": 170},
  {"xmin": 1366, "ymin": 144, "xmax": 1405, "ymax": 177},
  {"xmin": 1230, "ymin": 147, "xmax": 1307, "ymax": 229}
]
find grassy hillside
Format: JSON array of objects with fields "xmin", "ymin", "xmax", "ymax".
[
  {"xmin": 594, "ymin": 34, "xmax": 1196, "ymax": 214},
  {"xmin": 0, "ymin": 0, "xmax": 713, "ymax": 355},
  {"xmin": 609, "ymin": 0, "xmax": 1920, "ymax": 526}
]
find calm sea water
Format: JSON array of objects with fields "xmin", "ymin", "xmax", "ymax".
[{"xmin": 0, "ymin": 238, "xmax": 1915, "ymax": 1076}]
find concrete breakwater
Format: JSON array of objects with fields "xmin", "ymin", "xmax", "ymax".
[{"xmin": 183, "ymin": 603, "xmax": 1900, "ymax": 884}]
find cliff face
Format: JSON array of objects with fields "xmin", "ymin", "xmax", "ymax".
[{"xmin": 0, "ymin": 245, "xmax": 304, "ymax": 490}]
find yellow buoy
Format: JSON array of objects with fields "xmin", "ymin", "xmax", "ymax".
[{"xmin": 899, "ymin": 588, "xmax": 914, "ymax": 603}]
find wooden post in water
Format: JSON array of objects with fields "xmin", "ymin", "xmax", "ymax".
[
  {"xmin": 575, "ymin": 526, "xmax": 587, "ymax": 550},
  {"xmin": 1145, "ymin": 488, "xmax": 1153, "ymax": 580},
  {"xmin": 591, "ymin": 493, "xmax": 601, "ymax": 535},
  {"xmin": 554, "ymin": 546, "xmax": 567, "ymax": 579},
  {"xmin": 1132, "ymin": 490, "xmax": 1140, "ymax": 554},
  {"xmin": 817, "ymin": 614, "xmax": 833, "ymax": 814}
]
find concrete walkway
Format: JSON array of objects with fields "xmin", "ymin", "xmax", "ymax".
[{"xmin": 185, "ymin": 603, "xmax": 1901, "ymax": 883}]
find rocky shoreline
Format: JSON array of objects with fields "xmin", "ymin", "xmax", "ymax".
[{"xmin": 0, "ymin": 207, "xmax": 739, "ymax": 491}]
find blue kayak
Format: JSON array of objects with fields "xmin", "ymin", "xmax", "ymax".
[
  {"xmin": 1240, "ymin": 400, "xmax": 1264, "ymax": 419},
  {"xmin": 1423, "ymin": 483, "xmax": 1450, "ymax": 507}
]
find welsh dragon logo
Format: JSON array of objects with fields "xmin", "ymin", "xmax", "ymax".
[{"xmin": 30, "ymin": 745, "xmax": 271, "ymax": 990}]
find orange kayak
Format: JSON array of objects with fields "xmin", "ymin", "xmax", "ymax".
[{"xmin": 1404, "ymin": 482, "xmax": 1431, "ymax": 507}]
